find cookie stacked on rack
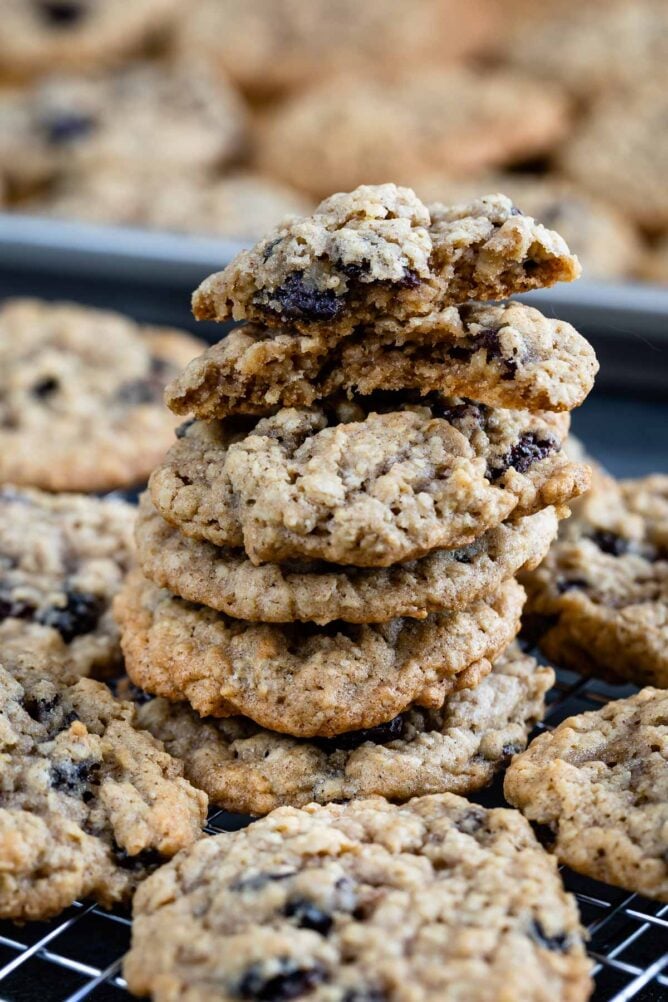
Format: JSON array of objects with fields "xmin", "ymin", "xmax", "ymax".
[{"xmin": 115, "ymin": 183, "xmax": 598, "ymax": 816}]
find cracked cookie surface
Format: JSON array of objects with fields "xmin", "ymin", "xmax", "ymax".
[
  {"xmin": 136, "ymin": 493, "xmax": 557, "ymax": 624},
  {"xmin": 0, "ymin": 664, "xmax": 207, "ymax": 921},
  {"xmin": 114, "ymin": 570, "xmax": 524, "ymax": 738},
  {"xmin": 166, "ymin": 302, "xmax": 597, "ymax": 419},
  {"xmin": 124, "ymin": 794, "xmax": 591, "ymax": 1002},
  {"xmin": 150, "ymin": 397, "xmax": 584, "ymax": 567},
  {"xmin": 0, "ymin": 485, "xmax": 135, "ymax": 679},
  {"xmin": 130, "ymin": 644, "xmax": 553, "ymax": 815},
  {"xmin": 505, "ymin": 687, "xmax": 668, "ymax": 902},
  {"xmin": 521, "ymin": 473, "xmax": 668, "ymax": 686},
  {"xmin": 192, "ymin": 185, "xmax": 580, "ymax": 338},
  {"xmin": 0, "ymin": 298, "xmax": 203, "ymax": 491}
]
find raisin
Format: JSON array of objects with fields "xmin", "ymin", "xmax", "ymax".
[
  {"xmin": 114, "ymin": 846, "xmax": 164, "ymax": 871},
  {"xmin": 284, "ymin": 899, "xmax": 333, "ymax": 936},
  {"xmin": 500, "ymin": 362, "xmax": 518, "ymax": 380},
  {"xmin": 398, "ymin": 268, "xmax": 421, "ymax": 288},
  {"xmin": 314, "ymin": 715, "xmax": 405, "ymax": 753},
  {"xmin": 0, "ymin": 593, "xmax": 36, "ymax": 621},
  {"xmin": 474, "ymin": 328, "xmax": 502, "ymax": 358},
  {"xmin": 339, "ymin": 262, "xmax": 369, "ymax": 282},
  {"xmin": 589, "ymin": 530, "xmax": 630, "ymax": 557},
  {"xmin": 238, "ymin": 959, "xmax": 327, "ymax": 1001},
  {"xmin": 115, "ymin": 378, "xmax": 159, "ymax": 405},
  {"xmin": 432, "ymin": 401, "xmax": 482, "ymax": 425},
  {"xmin": 175, "ymin": 419, "xmax": 195, "ymax": 439},
  {"xmin": 50, "ymin": 759, "xmax": 99, "ymax": 796},
  {"xmin": 271, "ymin": 274, "xmax": 343, "ymax": 322},
  {"xmin": 448, "ymin": 344, "xmax": 475, "ymax": 361},
  {"xmin": 126, "ymin": 683, "xmax": 154, "ymax": 705},
  {"xmin": 23, "ymin": 694, "xmax": 59, "ymax": 722},
  {"xmin": 31, "ymin": 376, "xmax": 59, "ymax": 398},
  {"xmin": 36, "ymin": 1, "xmax": 85, "ymax": 25},
  {"xmin": 42, "ymin": 112, "xmax": 95, "ymax": 145},
  {"xmin": 528, "ymin": 919, "xmax": 571, "ymax": 954},
  {"xmin": 38, "ymin": 589, "xmax": 103, "ymax": 643},
  {"xmin": 456, "ymin": 808, "xmax": 486, "ymax": 834},
  {"xmin": 489, "ymin": 433, "xmax": 556, "ymax": 480},
  {"xmin": 556, "ymin": 578, "xmax": 588, "ymax": 594},
  {"xmin": 116, "ymin": 356, "xmax": 171, "ymax": 406},
  {"xmin": 502, "ymin": 743, "xmax": 522, "ymax": 758},
  {"xmin": 149, "ymin": 356, "xmax": 171, "ymax": 379}
]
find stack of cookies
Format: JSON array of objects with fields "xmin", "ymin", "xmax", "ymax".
[{"xmin": 115, "ymin": 183, "xmax": 598, "ymax": 816}]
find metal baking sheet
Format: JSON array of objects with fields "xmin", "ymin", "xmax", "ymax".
[{"xmin": 2, "ymin": 211, "xmax": 668, "ymax": 331}]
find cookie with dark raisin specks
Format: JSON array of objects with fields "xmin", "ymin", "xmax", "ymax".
[
  {"xmin": 521, "ymin": 473, "xmax": 668, "ymax": 687},
  {"xmin": 505, "ymin": 687, "xmax": 668, "ymax": 902},
  {"xmin": 192, "ymin": 184, "xmax": 581, "ymax": 339},
  {"xmin": 124, "ymin": 794, "xmax": 592, "ymax": 1002},
  {"xmin": 128, "ymin": 644, "xmax": 554, "ymax": 815},
  {"xmin": 114, "ymin": 569, "xmax": 525, "ymax": 738},
  {"xmin": 0, "ymin": 0, "xmax": 181, "ymax": 79},
  {"xmin": 150, "ymin": 397, "xmax": 585, "ymax": 568},
  {"xmin": 136, "ymin": 493, "xmax": 558, "ymax": 624},
  {"xmin": 0, "ymin": 61, "xmax": 246, "ymax": 191},
  {"xmin": 0, "ymin": 299, "xmax": 203, "ymax": 492},
  {"xmin": 0, "ymin": 485, "xmax": 135, "ymax": 679},
  {"xmin": 254, "ymin": 69, "xmax": 569, "ymax": 199},
  {"xmin": 166, "ymin": 301, "xmax": 598, "ymax": 419},
  {"xmin": 177, "ymin": 0, "xmax": 496, "ymax": 98},
  {"xmin": 0, "ymin": 663, "xmax": 207, "ymax": 922}
]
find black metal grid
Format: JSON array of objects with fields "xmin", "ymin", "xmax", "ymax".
[{"xmin": 1, "ymin": 666, "xmax": 667, "ymax": 1002}]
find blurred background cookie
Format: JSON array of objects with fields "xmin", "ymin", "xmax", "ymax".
[
  {"xmin": 254, "ymin": 68, "xmax": 570, "ymax": 198},
  {"xmin": 176, "ymin": 0, "xmax": 497, "ymax": 99},
  {"xmin": 33, "ymin": 165, "xmax": 312, "ymax": 238},
  {"xmin": 0, "ymin": 61, "xmax": 247, "ymax": 195},
  {"xmin": 560, "ymin": 82, "xmax": 668, "ymax": 234},
  {"xmin": 0, "ymin": 0, "xmax": 181, "ymax": 79},
  {"xmin": 0, "ymin": 298, "xmax": 204, "ymax": 492},
  {"xmin": 0, "ymin": 0, "xmax": 664, "ymax": 284},
  {"xmin": 502, "ymin": 0, "xmax": 668, "ymax": 100}
]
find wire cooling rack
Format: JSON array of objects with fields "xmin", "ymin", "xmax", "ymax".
[{"xmin": 1, "ymin": 665, "xmax": 667, "ymax": 1002}]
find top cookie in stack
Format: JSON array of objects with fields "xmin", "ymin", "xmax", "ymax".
[{"xmin": 116, "ymin": 183, "xmax": 597, "ymax": 815}]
